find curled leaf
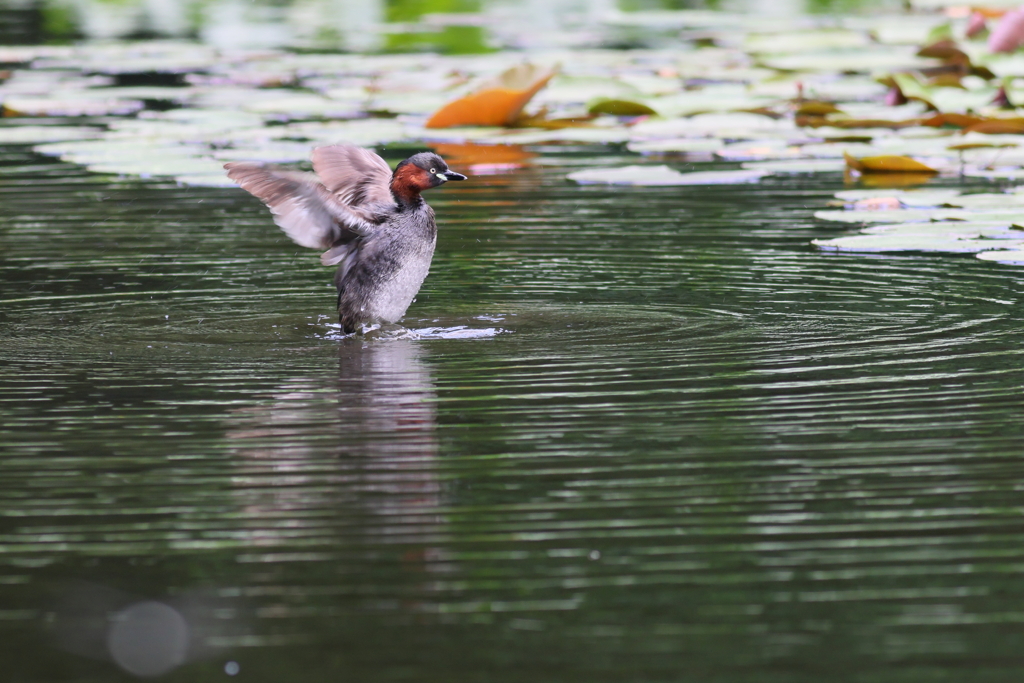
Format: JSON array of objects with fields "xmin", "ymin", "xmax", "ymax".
[{"xmin": 425, "ymin": 63, "xmax": 557, "ymax": 129}]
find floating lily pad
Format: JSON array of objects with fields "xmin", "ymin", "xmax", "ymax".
[
  {"xmin": 815, "ymin": 209, "xmax": 937, "ymax": 224},
  {"xmin": 832, "ymin": 188, "xmax": 963, "ymax": 205},
  {"xmin": 0, "ymin": 125, "xmax": 103, "ymax": 143},
  {"xmin": 175, "ymin": 173, "xmax": 242, "ymax": 188},
  {"xmin": 760, "ymin": 47, "xmax": 935, "ymax": 73},
  {"xmin": 284, "ymin": 119, "xmax": 410, "ymax": 146},
  {"xmin": 2, "ymin": 96, "xmax": 144, "ymax": 117},
  {"xmin": 86, "ymin": 156, "xmax": 227, "ymax": 179},
  {"xmin": 745, "ymin": 30, "xmax": 872, "ymax": 53},
  {"xmin": 214, "ymin": 143, "xmax": 319, "ymax": 164},
  {"xmin": 814, "ymin": 221, "xmax": 1024, "ymax": 253},
  {"xmin": 568, "ymin": 165, "xmax": 768, "ymax": 186},
  {"xmin": 243, "ymin": 93, "xmax": 364, "ymax": 120},
  {"xmin": 976, "ymin": 249, "xmax": 1024, "ymax": 264},
  {"xmin": 627, "ymin": 138, "xmax": 723, "ymax": 154},
  {"xmin": 743, "ymin": 159, "xmax": 845, "ymax": 173}
]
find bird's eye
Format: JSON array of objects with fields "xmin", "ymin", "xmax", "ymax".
[{"xmin": 430, "ymin": 167, "xmax": 437, "ymax": 174}]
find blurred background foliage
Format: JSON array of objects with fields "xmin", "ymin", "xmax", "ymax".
[{"xmin": 0, "ymin": 0, "xmax": 897, "ymax": 52}]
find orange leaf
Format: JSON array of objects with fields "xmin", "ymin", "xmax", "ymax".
[
  {"xmin": 845, "ymin": 154, "xmax": 938, "ymax": 173},
  {"xmin": 425, "ymin": 64, "xmax": 557, "ymax": 129},
  {"xmin": 920, "ymin": 112, "xmax": 983, "ymax": 128}
]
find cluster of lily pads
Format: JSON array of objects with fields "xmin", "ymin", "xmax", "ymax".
[{"xmin": 7, "ymin": 3, "xmax": 1024, "ymax": 258}]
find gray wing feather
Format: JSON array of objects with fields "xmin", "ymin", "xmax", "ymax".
[
  {"xmin": 311, "ymin": 145, "xmax": 395, "ymax": 210},
  {"xmin": 225, "ymin": 162, "xmax": 375, "ymax": 250}
]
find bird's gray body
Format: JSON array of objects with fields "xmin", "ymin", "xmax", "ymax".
[
  {"xmin": 225, "ymin": 146, "xmax": 463, "ymax": 333},
  {"xmin": 333, "ymin": 200, "xmax": 437, "ymax": 332}
]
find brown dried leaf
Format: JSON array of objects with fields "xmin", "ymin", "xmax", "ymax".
[
  {"xmin": 917, "ymin": 39, "xmax": 969, "ymax": 64},
  {"xmin": 962, "ymin": 119, "xmax": 1024, "ymax": 134},
  {"xmin": 920, "ymin": 112, "xmax": 983, "ymax": 129},
  {"xmin": 947, "ymin": 141, "xmax": 1017, "ymax": 151}
]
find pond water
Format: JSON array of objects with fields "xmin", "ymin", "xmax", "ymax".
[{"xmin": 4, "ymin": 135, "xmax": 1024, "ymax": 681}]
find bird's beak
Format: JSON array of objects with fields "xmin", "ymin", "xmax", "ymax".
[{"xmin": 441, "ymin": 170, "xmax": 467, "ymax": 181}]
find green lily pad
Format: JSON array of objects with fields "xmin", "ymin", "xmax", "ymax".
[
  {"xmin": 214, "ymin": 143, "xmax": 318, "ymax": 164},
  {"xmin": 568, "ymin": 165, "xmax": 768, "ymax": 186},
  {"xmin": 743, "ymin": 159, "xmax": 845, "ymax": 173},
  {"xmin": 745, "ymin": 30, "xmax": 871, "ymax": 54},
  {"xmin": 815, "ymin": 209, "xmax": 937, "ymax": 224},
  {"xmin": 963, "ymin": 168, "xmax": 1024, "ymax": 180},
  {"xmin": 2, "ymin": 95, "xmax": 144, "ymax": 117},
  {"xmin": 0, "ymin": 125, "xmax": 103, "ymax": 143},
  {"xmin": 285, "ymin": 119, "xmax": 410, "ymax": 146},
  {"xmin": 243, "ymin": 93, "xmax": 364, "ymax": 119},
  {"xmin": 976, "ymin": 249, "xmax": 1024, "ymax": 264},
  {"xmin": 627, "ymin": 138, "xmax": 724, "ymax": 154},
  {"xmin": 760, "ymin": 47, "xmax": 935, "ymax": 73},
  {"xmin": 833, "ymin": 188, "xmax": 963, "ymax": 205},
  {"xmin": 715, "ymin": 139, "xmax": 803, "ymax": 161},
  {"xmin": 814, "ymin": 220, "xmax": 1024, "ymax": 253}
]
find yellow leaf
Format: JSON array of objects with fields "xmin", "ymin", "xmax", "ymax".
[
  {"xmin": 795, "ymin": 101, "xmax": 842, "ymax": 116},
  {"xmin": 845, "ymin": 153, "xmax": 938, "ymax": 173},
  {"xmin": 425, "ymin": 64, "xmax": 558, "ymax": 129}
]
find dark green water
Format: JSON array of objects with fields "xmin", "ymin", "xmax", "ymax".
[{"xmin": 3, "ymin": 143, "xmax": 1024, "ymax": 682}]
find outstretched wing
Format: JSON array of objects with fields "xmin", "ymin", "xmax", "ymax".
[
  {"xmin": 311, "ymin": 145, "xmax": 395, "ymax": 210},
  {"xmin": 225, "ymin": 162, "xmax": 377, "ymax": 252}
]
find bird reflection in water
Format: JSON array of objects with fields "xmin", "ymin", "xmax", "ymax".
[{"xmin": 224, "ymin": 338, "xmax": 448, "ymax": 595}]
